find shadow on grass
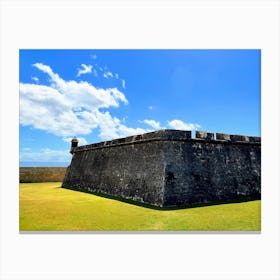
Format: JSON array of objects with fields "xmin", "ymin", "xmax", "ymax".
[{"xmin": 58, "ymin": 185, "xmax": 261, "ymax": 211}]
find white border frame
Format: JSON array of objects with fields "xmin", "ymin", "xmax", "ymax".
[{"xmin": 1, "ymin": 0, "xmax": 279, "ymax": 279}]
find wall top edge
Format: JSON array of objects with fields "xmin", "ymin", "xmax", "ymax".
[{"xmin": 72, "ymin": 129, "xmax": 261, "ymax": 152}]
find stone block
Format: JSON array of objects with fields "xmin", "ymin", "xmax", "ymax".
[
  {"xmin": 230, "ymin": 134, "xmax": 249, "ymax": 142},
  {"xmin": 206, "ymin": 133, "xmax": 214, "ymax": 140},
  {"xmin": 216, "ymin": 133, "xmax": 230, "ymax": 141},
  {"xmin": 196, "ymin": 131, "xmax": 215, "ymax": 140},
  {"xmin": 125, "ymin": 136, "xmax": 134, "ymax": 143},
  {"xmin": 196, "ymin": 131, "xmax": 207, "ymax": 139},
  {"xmin": 249, "ymin": 136, "xmax": 261, "ymax": 143}
]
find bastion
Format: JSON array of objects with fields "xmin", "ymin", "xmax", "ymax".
[{"xmin": 62, "ymin": 130, "xmax": 261, "ymax": 207}]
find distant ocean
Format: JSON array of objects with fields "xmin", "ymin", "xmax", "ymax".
[{"xmin": 20, "ymin": 161, "xmax": 70, "ymax": 167}]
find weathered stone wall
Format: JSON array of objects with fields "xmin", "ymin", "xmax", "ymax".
[
  {"xmin": 20, "ymin": 167, "xmax": 67, "ymax": 183},
  {"xmin": 63, "ymin": 141, "xmax": 166, "ymax": 206},
  {"xmin": 162, "ymin": 140, "xmax": 260, "ymax": 206},
  {"xmin": 62, "ymin": 130, "xmax": 261, "ymax": 207}
]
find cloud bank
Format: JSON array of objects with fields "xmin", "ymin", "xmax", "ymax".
[
  {"xmin": 20, "ymin": 63, "xmax": 201, "ymax": 145},
  {"xmin": 20, "ymin": 63, "xmax": 145, "ymax": 140}
]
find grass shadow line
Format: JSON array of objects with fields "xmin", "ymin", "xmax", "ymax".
[{"xmin": 60, "ymin": 185, "xmax": 261, "ymax": 211}]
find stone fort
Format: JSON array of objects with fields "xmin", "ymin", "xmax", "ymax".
[{"xmin": 62, "ymin": 129, "xmax": 261, "ymax": 207}]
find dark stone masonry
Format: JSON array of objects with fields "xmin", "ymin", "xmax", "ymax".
[{"xmin": 62, "ymin": 130, "xmax": 261, "ymax": 207}]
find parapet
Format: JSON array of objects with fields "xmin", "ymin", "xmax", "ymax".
[
  {"xmin": 72, "ymin": 129, "xmax": 261, "ymax": 153},
  {"xmin": 195, "ymin": 131, "xmax": 214, "ymax": 140},
  {"xmin": 216, "ymin": 132, "xmax": 261, "ymax": 143},
  {"xmin": 216, "ymin": 133, "xmax": 231, "ymax": 141}
]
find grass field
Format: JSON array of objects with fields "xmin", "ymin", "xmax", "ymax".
[{"xmin": 20, "ymin": 182, "xmax": 261, "ymax": 231}]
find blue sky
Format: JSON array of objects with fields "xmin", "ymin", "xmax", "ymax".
[{"xmin": 19, "ymin": 49, "xmax": 260, "ymax": 164}]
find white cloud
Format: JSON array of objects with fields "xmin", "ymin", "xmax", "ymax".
[
  {"xmin": 32, "ymin": 63, "xmax": 128, "ymax": 110},
  {"xmin": 116, "ymin": 125, "xmax": 147, "ymax": 139},
  {"xmin": 168, "ymin": 119, "xmax": 201, "ymax": 130},
  {"xmin": 148, "ymin": 105, "xmax": 154, "ymax": 110},
  {"xmin": 143, "ymin": 119, "xmax": 161, "ymax": 130},
  {"xmin": 20, "ymin": 148, "xmax": 71, "ymax": 162},
  {"xmin": 93, "ymin": 62, "xmax": 119, "ymax": 81},
  {"xmin": 93, "ymin": 69, "xmax": 98, "ymax": 77},
  {"xmin": 63, "ymin": 137, "xmax": 88, "ymax": 146},
  {"xmin": 94, "ymin": 111, "xmax": 147, "ymax": 140},
  {"xmin": 33, "ymin": 63, "xmax": 67, "ymax": 88},
  {"xmin": 91, "ymin": 54, "xmax": 97, "ymax": 60},
  {"xmin": 122, "ymin": 79, "xmax": 126, "ymax": 89},
  {"xmin": 20, "ymin": 63, "xmax": 147, "ymax": 141},
  {"xmin": 103, "ymin": 71, "xmax": 114, "ymax": 79},
  {"xmin": 31, "ymin": 76, "xmax": 39, "ymax": 83},
  {"xmin": 77, "ymin": 64, "xmax": 93, "ymax": 77}
]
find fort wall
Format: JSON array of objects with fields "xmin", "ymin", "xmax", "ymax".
[
  {"xmin": 62, "ymin": 130, "xmax": 261, "ymax": 207},
  {"xmin": 20, "ymin": 167, "xmax": 67, "ymax": 183}
]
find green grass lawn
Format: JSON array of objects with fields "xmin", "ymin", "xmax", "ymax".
[{"xmin": 20, "ymin": 182, "xmax": 261, "ymax": 231}]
